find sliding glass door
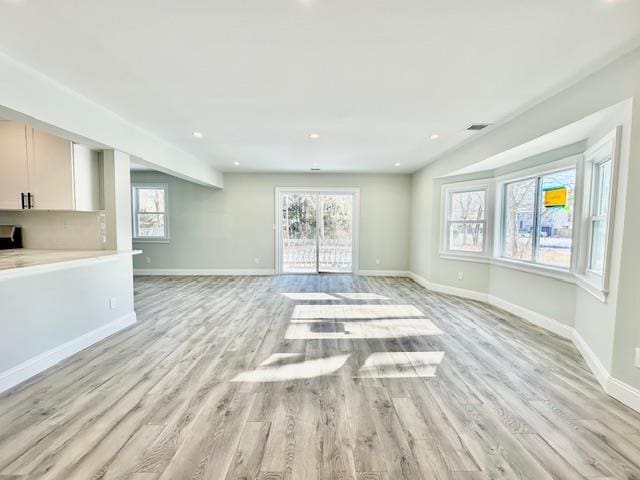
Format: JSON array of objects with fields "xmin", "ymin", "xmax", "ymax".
[
  {"xmin": 281, "ymin": 192, "xmax": 318, "ymax": 273},
  {"xmin": 278, "ymin": 189, "xmax": 357, "ymax": 274},
  {"xmin": 318, "ymin": 194, "xmax": 353, "ymax": 273}
]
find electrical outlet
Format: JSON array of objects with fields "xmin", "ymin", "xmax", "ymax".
[
  {"xmin": 375, "ymin": 259, "xmax": 381, "ymax": 265},
  {"xmin": 146, "ymin": 256, "xmax": 151, "ymax": 264},
  {"xmin": 634, "ymin": 348, "xmax": 640, "ymax": 369},
  {"xmin": 109, "ymin": 297, "xmax": 117, "ymax": 310},
  {"xmin": 457, "ymin": 271, "xmax": 464, "ymax": 281},
  {"xmin": 254, "ymin": 257, "xmax": 260, "ymax": 265}
]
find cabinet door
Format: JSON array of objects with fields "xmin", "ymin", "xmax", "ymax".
[
  {"xmin": 29, "ymin": 128, "xmax": 75, "ymax": 210},
  {"xmin": 72, "ymin": 144, "xmax": 100, "ymax": 211},
  {"xmin": 0, "ymin": 121, "xmax": 29, "ymax": 209}
]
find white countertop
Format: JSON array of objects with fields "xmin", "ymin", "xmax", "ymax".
[
  {"xmin": 0, "ymin": 249, "xmax": 141, "ymax": 279},
  {"xmin": 0, "ymin": 249, "xmax": 116, "ymax": 271}
]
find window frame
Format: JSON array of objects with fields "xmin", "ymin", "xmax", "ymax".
[
  {"xmin": 497, "ymin": 163, "xmax": 579, "ymax": 271},
  {"xmin": 587, "ymin": 159, "xmax": 611, "ymax": 274},
  {"xmin": 131, "ymin": 183, "xmax": 170, "ymax": 242},
  {"xmin": 441, "ymin": 182, "xmax": 491, "ymax": 258},
  {"xmin": 576, "ymin": 127, "xmax": 621, "ymax": 298}
]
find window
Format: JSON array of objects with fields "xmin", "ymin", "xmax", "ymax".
[
  {"xmin": 586, "ymin": 139, "xmax": 615, "ymax": 277},
  {"xmin": 132, "ymin": 184, "xmax": 169, "ymax": 240},
  {"xmin": 444, "ymin": 188, "xmax": 487, "ymax": 254},
  {"xmin": 502, "ymin": 168, "xmax": 576, "ymax": 269},
  {"xmin": 588, "ymin": 160, "xmax": 611, "ymax": 274}
]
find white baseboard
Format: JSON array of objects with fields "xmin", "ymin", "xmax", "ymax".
[
  {"xmin": 408, "ymin": 272, "xmax": 490, "ymax": 302},
  {"xmin": 408, "ymin": 273, "xmax": 572, "ymax": 339},
  {"xmin": 358, "ymin": 269, "xmax": 411, "ymax": 277},
  {"xmin": 134, "ymin": 268, "xmax": 276, "ymax": 276},
  {"xmin": 487, "ymin": 294, "xmax": 574, "ymax": 340},
  {"xmin": 572, "ymin": 329, "xmax": 610, "ymax": 389},
  {"xmin": 572, "ymin": 330, "xmax": 640, "ymax": 412},
  {"xmin": 0, "ymin": 312, "xmax": 137, "ymax": 394},
  {"xmin": 607, "ymin": 376, "xmax": 640, "ymax": 413},
  {"xmin": 406, "ymin": 271, "xmax": 640, "ymax": 413}
]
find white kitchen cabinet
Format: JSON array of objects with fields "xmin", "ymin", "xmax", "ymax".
[
  {"xmin": 71, "ymin": 144, "xmax": 101, "ymax": 211},
  {"xmin": 0, "ymin": 121, "xmax": 100, "ymax": 211},
  {"xmin": 0, "ymin": 121, "xmax": 29, "ymax": 209},
  {"xmin": 29, "ymin": 128, "xmax": 75, "ymax": 210}
]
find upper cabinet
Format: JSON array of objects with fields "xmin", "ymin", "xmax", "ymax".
[
  {"xmin": 0, "ymin": 121, "xmax": 100, "ymax": 211},
  {"xmin": 0, "ymin": 121, "xmax": 30, "ymax": 210}
]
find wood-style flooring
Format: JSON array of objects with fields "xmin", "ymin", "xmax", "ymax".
[{"xmin": 1, "ymin": 274, "xmax": 640, "ymax": 479}]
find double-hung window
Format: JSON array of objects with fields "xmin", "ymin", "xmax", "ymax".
[
  {"xmin": 501, "ymin": 167, "xmax": 577, "ymax": 269},
  {"xmin": 582, "ymin": 129, "xmax": 618, "ymax": 287},
  {"xmin": 132, "ymin": 183, "xmax": 169, "ymax": 241},
  {"xmin": 444, "ymin": 187, "xmax": 487, "ymax": 254},
  {"xmin": 588, "ymin": 159, "xmax": 611, "ymax": 275}
]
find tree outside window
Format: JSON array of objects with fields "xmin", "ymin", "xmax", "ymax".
[{"xmin": 446, "ymin": 189, "xmax": 486, "ymax": 253}]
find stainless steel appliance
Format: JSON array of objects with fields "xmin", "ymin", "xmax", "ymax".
[{"xmin": 0, "ymin": 225, "xmax": 23, "ymax": 249}]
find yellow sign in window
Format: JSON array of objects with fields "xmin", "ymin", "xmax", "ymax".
[{"xmin": 544, "ymin": 187, "xmax": 567, "ymax": 207}]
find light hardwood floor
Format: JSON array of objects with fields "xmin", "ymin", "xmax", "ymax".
[{"xmin": 1, "ymin": 275, "xmax": 640, "ymax": 479}]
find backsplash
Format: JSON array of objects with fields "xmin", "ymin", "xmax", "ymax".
[{"xmin": 0, "ymin": 210, "xmax": 105, "ymax": 250}]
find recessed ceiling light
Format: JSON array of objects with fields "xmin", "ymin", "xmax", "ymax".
[
  {"xmin": 192, "ymin": 131, "xmax": 203, "ymax": 138},
  {"xmin": 430, "ymin": 133, "xmax": 440, "ymax": 140},
  {"xmin": 233, "ymin": 161, "xmax": 240, "ymax": 166},
  {"xmin": 309, "ymin": 133, "xmax": 320, "ymax": 140},
  {"xmin": 394, "ymin": 162, "xmax": 401, "ymax": 167},
  {"xmin": 312, "ymin": 162, "xmax": 319, "ymax": 167}
]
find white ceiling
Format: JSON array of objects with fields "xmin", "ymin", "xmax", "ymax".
[{"xmin": 1, "ymin": 0, "xmax": 640, "ymax": 174}]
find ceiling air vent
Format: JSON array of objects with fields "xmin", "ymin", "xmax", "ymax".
[
  {"xmin": 466, "ymin": 123, "xmax": 491, "ymax": 131},
  {"xmin": 310, "ymin": 167, "xmax": 321, "ymax": 172}
]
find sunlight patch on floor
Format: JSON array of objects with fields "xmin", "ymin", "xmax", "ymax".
[
  {"xmin": 357, "ymin": 352, "xmax": 445, "ymax": 378},
  {"xmin": 285, "ymin": 318, "xmax": 443, "ymax": 339},
  {"xmin": 336, "ymin": 293, "xmax": 391, "ymax": 300},
  {"xmin": 231, "ymin": 353, "xmax": 350, "ymax": 382},
  {"xmin": 281, "ymin": 293, "xmax": 339, "ymax": 301},
  {"xmin": 291, "ymin": 304, "xmax": 423, "ymax": 320},
  {"xmin": 257, "ymin": 352, "xmax": 305, "ymax": 367}
]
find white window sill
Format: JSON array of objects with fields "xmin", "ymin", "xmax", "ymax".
[
  {"xmin": 490, "ymin": 257, "xmax": 575, "ymax": 283},
  {"xmin": 575, "ymin": 274, "xmax": 608, "ymax": 302},
  {"xmin": 132, "ymin": 238, "xmax": 170, "ymax": 244},
  {"xmin": 438, "ymin": 252, "xmax": 609, "ymax": 302},
  {"xmin": 439, "ymin": 252, "xmax": 491, "ymax": 264}
]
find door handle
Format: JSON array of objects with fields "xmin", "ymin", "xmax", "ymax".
[
  {"xmin": 21, "ymin": 192, "xmax": 26, "ymax": 209},
  {"xmin": 27, "ymin": 192, "xmax": 34, "ymax": 209}
]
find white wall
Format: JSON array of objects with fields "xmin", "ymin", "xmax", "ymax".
[
  {"xmin": 132, "ymin": 171, "xmax": 412, "ymax": 273},
  {"xmin": 611, "ymin": 95, "xmax": 640, "ymax": 389},
  {"xmin": 410, "ymin": 46, "xmax": 640, "ymax": 397},
  {"xmin": 0, "ymin": 255, "xmax": 135, "ymax": 381}
]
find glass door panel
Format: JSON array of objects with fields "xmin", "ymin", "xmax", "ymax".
[
  {"xmin": 281, "ymin": 193, "xmax": 317, "ymax": 273},
  {"xmin": 319, "ymin": 194, "xmax": 353, "ymax": 273}
]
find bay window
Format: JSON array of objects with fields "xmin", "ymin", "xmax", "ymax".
[{"xmin": 439, "ymin": 128, "xmax": 619, "ymax": 301}]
